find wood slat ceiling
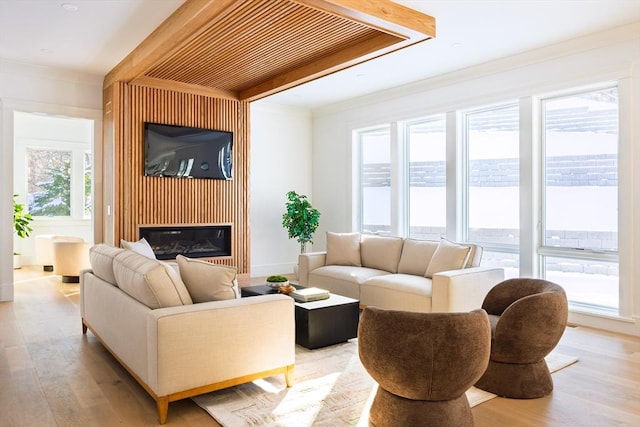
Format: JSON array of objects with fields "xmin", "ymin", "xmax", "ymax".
[{"xmin": 105, "ymin": 0, "xmax": 436, "ymax": 102}]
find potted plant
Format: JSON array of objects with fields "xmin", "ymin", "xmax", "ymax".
[
  {"xmin": 266, "ymin": 274, "xmax": 289, "ymax": 289},
  {"xmin": 281, "ymin": 190, "xmax": 320, "ymax": 254},
  {"xmin": 13, "ymin": 194, "xmax": 33, "ymax": 269}
]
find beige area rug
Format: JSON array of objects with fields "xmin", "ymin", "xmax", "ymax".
[{"xmin": 193, "ymin": 341, "xmax": 577, "ymax": 427}]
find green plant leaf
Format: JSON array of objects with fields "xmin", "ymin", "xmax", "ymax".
[
  {"xmin": 282, "ymin": 191, "xmax": 320, "ymax": 253},
  {"xmin": 13, "ymin": 194, "xmax": 33, "ymax": 239}
]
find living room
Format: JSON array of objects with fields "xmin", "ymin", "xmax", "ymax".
[{"xmin": 0, "ymin": 1, "xmax": 639, "ymax": 425}]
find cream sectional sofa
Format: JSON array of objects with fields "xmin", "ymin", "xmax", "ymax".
[
  {"xmin": 298, "ymin": 233, "xmax": 504, "ymax": 313},
  {"xmin": 80, "ymin": 244, "xmax": 295, "ymax": 424}
]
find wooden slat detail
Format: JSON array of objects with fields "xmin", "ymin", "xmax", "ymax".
[
  {"xmin": 105, "ymin": 0, "xmax": 435, "ymax": 104},
  {"xmin": 131, "ymin": 76, "xmax": 240, "ymax": 101},
  {"xmin": 145, "ymin": 0, "xmax": 383, "ymax": 92},
  {"xmin": 103, "ymin": 0, "xmax": 245, "ymax": 88},
  {"xmin": 112, "ymin": 85, "xmax": 249, "ymax": 272},
  {"xmin": 292, "ymin": 0, "xmax": 436, "ymax": 39}
]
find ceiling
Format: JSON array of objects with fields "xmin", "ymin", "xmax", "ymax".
[{"xmin": 1, "ymin": 0, "xmax": 639, "ymax": 109}]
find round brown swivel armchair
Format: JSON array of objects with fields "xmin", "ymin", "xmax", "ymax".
[
  {"xmin": 474, "ymin": 278, "xmax": 568, "ymax": 399},
  {"xmin": 358, "ymin": 307, "xmax": 491, "ymax": 427}
]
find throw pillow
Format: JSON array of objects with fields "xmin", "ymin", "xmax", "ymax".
[
  {"xmin": 113, "ymin": 250, "xmax": 193, "ymax": 309},
  {"xmin": 89, "ymin": 244, "xmax": 126, "ymax": 286},
  {"xmin": 176, "ymin": 254, "xmax": 239, "ymax": 302},
  {"xmin": 120, "ymin": 237, "xmax": 156, "ymax": 259},
  {"xmin": 360, "ymin": 234, "xmax": 404, "ymax": 273},
  {"xmin": 425, "ymin": 238, "xmax": 472, "ymax": 278},
  {"xmin": 325, "ymin": 232, "xmax": 362, "ymax": 266},
  {"xmin": 397, "ymin": 239, "xmax": 439, "ymax": 276}
]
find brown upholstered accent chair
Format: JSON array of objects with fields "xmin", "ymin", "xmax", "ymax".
[
  {"xmin": 358, "ymin": 307, "xmax": 491, "ymax": 427},
  {"xmin": 474, "ymin": 278, "xmax": 568, "ymax": 399}
]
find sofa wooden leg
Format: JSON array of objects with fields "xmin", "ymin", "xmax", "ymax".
[
  {"xmin": 157, "ymin": 397, "xmax": 169, "ymax": 424},
  {"xmin": 82, "ymin": 320, "xmax": 87, "ymax": 334},
  {"xmin": 285, "ymin": 364, "xmax": 294, "ymax": 387}
]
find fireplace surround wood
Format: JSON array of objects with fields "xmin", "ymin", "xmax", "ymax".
[{"xmin": 139, "ymin": 224, "xmax": 232, "ymax": 261}]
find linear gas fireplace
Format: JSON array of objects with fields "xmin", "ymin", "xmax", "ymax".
[{"xmin": 139, "ymin": 224, "xmax": 232, "ymax": 260}]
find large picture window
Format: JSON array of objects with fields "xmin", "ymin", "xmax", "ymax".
[
  {"xmin": 359, "ymin": 126, "xmax": 391, "ymax": 235},
  {"xmin": 463, "ymin": 103, "xmax": 520, "ymax": 276},
  {"xmin": 540, "ymin": 86, "xmax": 619, "ymax": 311},
  {"xmin": 406, "ymin": 117, "xmax": 446, "ymax": 240},
  {"xmin": 352, "ymin": 81, "xmax": 625, "ymax": 316}
]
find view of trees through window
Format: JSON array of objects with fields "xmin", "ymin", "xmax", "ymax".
[
  {"xmin": 84, "ymin": 152, "xmax": 92, "ymax": 218},
  {"xmin": 27, "ymin": 149, "xmax": 72, "ymax": 216}
]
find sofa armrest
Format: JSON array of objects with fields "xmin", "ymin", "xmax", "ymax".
[
  {"xmin": 298, "ymin": 251, "xmax": 327, "ymax": 286},
  {"xmin": 146, "ymin": 294, "xmax": 295, "ymax": 396},
  {"xmin": 431, "ymin": 267, "xmax": 505, "ymax": 313}
]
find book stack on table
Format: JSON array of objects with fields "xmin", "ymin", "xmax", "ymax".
[{"xmin": 290, "ymin": 287, "xmax": 330, "ymax": 303}]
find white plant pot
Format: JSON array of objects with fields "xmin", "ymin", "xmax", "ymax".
[
  {"xmin": 267, "ymin": 280, "xmax": 289, "ymax": 289},
  {"xmin": 13, "ymin": 254, "xmax": 22, "ymax": 269}
]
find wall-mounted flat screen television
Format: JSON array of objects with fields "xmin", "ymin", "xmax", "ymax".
[{"xmin": 144, "ymin": 122, "xmax": 233, "ymax": 180}]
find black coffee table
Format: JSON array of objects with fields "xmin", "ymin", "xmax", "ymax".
[{"xmin": 241, "ymin": 284, "xmax": 360, "ymax": 349}]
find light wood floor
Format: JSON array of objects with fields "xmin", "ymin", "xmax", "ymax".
[{"xmin": 2, "ymin": 266, "xmax": 639, "ymax": 427}]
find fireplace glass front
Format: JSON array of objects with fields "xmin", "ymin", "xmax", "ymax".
[{"xmin": 139, "ymin": 225, "xmax": 231, "ymax": 260}]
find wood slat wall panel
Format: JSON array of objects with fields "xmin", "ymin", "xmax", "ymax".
[{"xmin": 110, "ymin": 84, "xmax": 249, "ymax": 273}]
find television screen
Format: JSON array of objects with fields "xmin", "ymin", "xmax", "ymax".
[{"xmin": 144, "ymin": 122, "xmax": 233, "ymax": 180}]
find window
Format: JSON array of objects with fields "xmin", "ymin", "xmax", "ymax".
[
  {"xmin": 406, "ymin": 117, "xmax": 446, "ymax": 240},
  {"xmin": 463, "ymin": 104, "xmax": 520, "ymax": 276},
  {"xmin": 27, "ymin": 149, "xmax": 72, "ymax": 216},
  {"xmin": 84, "ymin": 152, "xmax": 92, "ymax": 218},
  {"xmin": 540, "ymin": 86, "xmax": 619, "ymax": 311},
  {"xmin": 359, "ymin": 126, "xmax": 391, "ymax": 235}
]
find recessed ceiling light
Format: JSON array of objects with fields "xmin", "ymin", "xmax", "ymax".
[
  {"xmin": 61, "ymin": 3, "xmax": 79, "ymax": 12},
  {"xmin": 451, "ymin": 42, "xmax": 463, "ymax": 48},
  {"xmin": 40, "ymin": 48, "xmax": 53, "ymax": 54}
]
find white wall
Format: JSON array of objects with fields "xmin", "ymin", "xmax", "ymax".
[
  {"xmin": 310, "ymin": 23, "xmax": 640, "ymax": 336},
  {"xmin": 249, "ymin": 101, "xmax": 313, "ymax": 277},
  {"xmin": 0, "ymin": 59, "xmax": 102, "ymax": 301}
]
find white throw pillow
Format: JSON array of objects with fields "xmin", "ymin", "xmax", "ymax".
[
  {"xmin": 121, "ymin": 237, "xmax": 156, "ymax": 259},
  {"xmin": 325, "ymin": 232, "xmax": 361, "ymax": 267},
  {"xmin": 397, "ymin": 239, "xmax": 439, "ymax": 276},
  {"xmin": 176, "ymin": 254, "xmax": 239, "ymax": 302},
  {"xmin": 424, "ymin": 238, "xmax": 472, "ymax": 278},
  {"xmin": 360, "ymin": 234, "xmax": 404, "ymax": 273},
  {"xmin": 89, "ymin": 244, "xmax": 126, "ymax": 286}
]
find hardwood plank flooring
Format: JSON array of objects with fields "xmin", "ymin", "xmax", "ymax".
[{"xmin": 2, "ymin": 266, "xmax": 639, "ymax": 426}]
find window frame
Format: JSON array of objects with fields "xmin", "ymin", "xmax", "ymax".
[
  {"xmin": 537, "ymin": 83, "xmax": 620, "ymax": 312},
  {"xmin": 402, "ymin": 114, "xmax": 447, "ymax": 240},
  {"xmin": 460, "ymin": 101, "xmax": 521, "ymax": 255},
  {"xmin": 17, "ymin": 141, "xmax": 92, "ymax": 221}
]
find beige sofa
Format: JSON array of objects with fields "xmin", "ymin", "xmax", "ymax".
[
  {"xmin": 299, "ymin": 233, "xmax": 504, "ymax": 313},
  {"xmin": 80, "ymin": 244, "xmax": 295, "ymax": 424}
]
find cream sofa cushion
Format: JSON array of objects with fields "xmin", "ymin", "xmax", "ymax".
[
  {"xmin": 176, "ymin": 255, "xmax": 239, "ymax": 302},
  {"xmin": 360, "ymin": 234, "xmax": 404, "ymax": 273},
  {"xmin": 360, "ymin": 274, "xmax": 433, "ymax": 313},
  {"xmin": 325, "ymin": 232, "xmax": 361, "ymax": 266},
  {"xmin": 425, "ymin": 239, "xmax": 472, "ymax": 278},
  {"xmin": 113, "ymin": 250, "xmax": 193, "ymax": 308},
  {"xmin": 397, "ymin": 239, "xmax": 439, "ymax": 276},
  {"xmin": 89, "ymin": 244, "xmax": 126, "ymax": 286},
  {"xmin": 121, "ymin": 237, "xmax": 156, "ymax": 259}
]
